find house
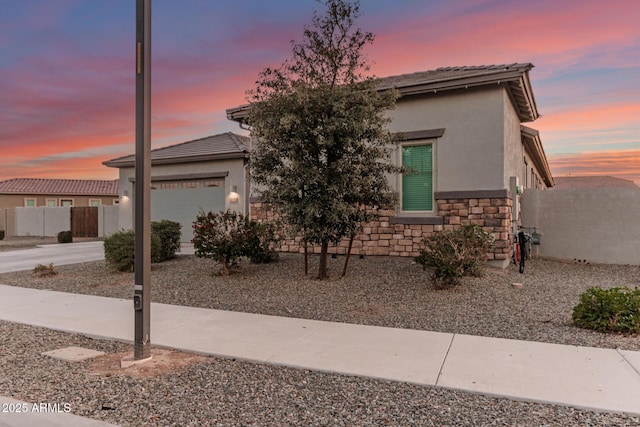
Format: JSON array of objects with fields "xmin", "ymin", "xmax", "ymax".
[
  {"xmin": 0, "ymin": 178, "xmax": 119, "ymax": 209},
  {"xmin": 552, "ymin": 176, "xmax": 638, "ymax": 190},
  {"xmin": 103, "ymin": 132, "xmax": 250, "ymax": 241},
  {"xmin": 227, "ymin": 63, "xmax": 554, "ymax": 268}
]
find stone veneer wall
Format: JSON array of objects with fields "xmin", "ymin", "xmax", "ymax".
[{"xmin": 250, "ymin": 190, "xmax": 513, "ymax": 262}]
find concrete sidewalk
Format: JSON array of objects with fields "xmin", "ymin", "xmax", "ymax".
[{"xmin": 1, "ymin": 285, "xmax": 640, "ymax": 417}]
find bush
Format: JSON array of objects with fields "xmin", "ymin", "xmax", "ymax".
[
  {"xmin": 57, "ymin": 230, "xmax": 73, "ymax": 243},
  {"xmin": 415, "ymin": 224, "xmax": 494, "ymax": 288},
  {"xmin": 151, "ymin": 220, "xmax": 182, "ymax": 261},
  {"xmin": 192, "ymin": 210, "xmax": 249, "ymax": 275},
  {"xmin": 33, "ymin": 263, "xmax": 57, "ymax": 277},
  {"xmin": 245, "ymin": 221, "xmax": 280, "ymax": 264},
  {"xmin": 103, "ymin": 229, "xmax": 162, "ymax": 272},
  {"xmin": 572, "ymin": 287, "xmax": 640, "ymax": 334}
]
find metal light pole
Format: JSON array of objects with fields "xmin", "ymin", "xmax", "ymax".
[{"xmin": 134, "ymin": 0, "xmax": 152, "ymax": 360}]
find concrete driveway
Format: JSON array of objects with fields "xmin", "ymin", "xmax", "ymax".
[{"xmin": 0, "ymin": 241, "xmax": 105, "ymax": 273}]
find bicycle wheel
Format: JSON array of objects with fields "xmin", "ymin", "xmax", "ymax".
[{"xmin": 518, "ymin": 232, "xmax": 526, "ymax": 273}]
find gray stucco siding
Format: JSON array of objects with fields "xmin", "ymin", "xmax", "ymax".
[{"xmin": 388, "ymin": 87, "xmax": 509, "ymax": 193}]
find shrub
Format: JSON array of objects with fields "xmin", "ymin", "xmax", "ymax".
[
  {"xmin": 0, "ymin": 230, "xmax": 5, "ymax": 240},
  {"xmin": 572, "ymin": 287, "xmax": 640, "ymax": 334},
  {"xmin": 245, "ymin": 220, "xmax": 280, "ymax": 264},
  {"xmin": 103, "ymin": 229, "xmax": 162, "ymax": 272},
  {"xmin": 192, "ymin": 210, "xmax": 249, "ymax": 275},
  {"xmin": 33, "ymin": 263, "xmax": 57, "ymax": 277},
  {"xmin": 57, "ymin": 230, "xmax": 73, "ymax": 243},
  {"xmin": 151, "ymin": 220, "xmax": 182, "ymax": 261},
  {"xmin": 415, "ymin": 224, "xmax": 494, "ymax": 288}
]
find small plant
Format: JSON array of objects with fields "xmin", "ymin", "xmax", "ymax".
[
  {"xmin": 245, "ymin": 220, "xmax": 281, "ymax": 264},
  {"xmin": 57, "ymin": 230, "xmax": 73, "ymax": 243},
  {"xmin": 192, "ymin": 210, "xmax": 250, "ymax": 275},
  {"xmin": 151, "ymin": 220, "xmax": 182, "ymax": 261},
  {"xmin": 415, "ymin": 224, "xmax": 494, "ymax": 289},
  {"xmin": 103, "ymin": 229, "xmax": 162, "ymax": 272},
  {"xmin": 572, "ymin": 287, "xmax": 640, "ymax": 334},
  {"xmin": 33, "ymin": 263, "xmax": 57, "ymax": 277}
]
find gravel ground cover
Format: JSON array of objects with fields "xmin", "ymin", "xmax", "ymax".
[
  {"xmin": 1, "ymin": 251, "xmax": 640, "ymax": 425},
  {"xmin": 2, "ymin": 321, "xmax": 639, "ymax": 426}
]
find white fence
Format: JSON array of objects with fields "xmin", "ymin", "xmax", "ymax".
[
  {"xmin": 1, "ymin": 206, "xmax": 120, "ymax": 238},
  {"xmin": 521, "ymin": 188, "xmax": 640, "ymax": 265}
]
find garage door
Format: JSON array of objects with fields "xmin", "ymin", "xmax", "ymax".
[{"xmin": 151, "ymin": 179, "xmax": 225, "ymax": 242}]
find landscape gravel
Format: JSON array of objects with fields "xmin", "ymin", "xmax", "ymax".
[{"xmin": 1, "ymin": 249, "xmax": 640, "ymax": 425}]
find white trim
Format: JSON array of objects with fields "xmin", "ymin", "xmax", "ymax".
[{"xmin": 46, "ymin": 198, "xmax": 57, "ymax": 207}]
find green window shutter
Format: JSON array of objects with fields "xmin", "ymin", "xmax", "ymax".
[{"xmin": 402, "ymin": 145, "xmax": 433, "ymax": 211}]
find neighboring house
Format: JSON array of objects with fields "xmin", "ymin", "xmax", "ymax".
[
  {"xmin": 0, "ymin": 178, "xmax": 119, "ymax": 209},
  {"xmin": 103, "ymin": 132, "xmax": 250, "ymax": 241},
  {"xmin": 552, "ymin": 176, "xmax": 638, "ymax": 190},
  {"xmin": 227, "ymin": 63, "xmax": 554, "ymax": 268}
]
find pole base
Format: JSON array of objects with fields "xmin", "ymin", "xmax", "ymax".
[{"xmin": 120, "ymin": 354, "xmax": 153, "ymax": 368}]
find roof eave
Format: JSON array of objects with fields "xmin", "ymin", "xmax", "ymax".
[
  {"xmin": 103, "ymin": 152, "xmax": 249, "ymax": 169},
  {"xmin": 521, "ymin": 125, "xmax": 554, "ymax": 187}
]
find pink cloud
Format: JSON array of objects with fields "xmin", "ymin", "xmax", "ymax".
[{"xmin": 548, "ymin": 149, "xmax": 640, "ymax": 184}]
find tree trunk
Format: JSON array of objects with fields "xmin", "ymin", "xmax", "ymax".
[
  {"xmin": 304, "ymin": 241, "xmax": 308, "ymax": 275},
  {"xmin": 318, "ymin": 241, "xmax": 329, "ymax": 280},
  {"xmin": 341, "ymin": 234, "xmax": 355, "ymax": 277}
]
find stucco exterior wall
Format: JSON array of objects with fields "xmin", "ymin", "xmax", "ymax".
[
  {"xmin": 521, "ymin": 188, "xmax": 640, "ymax": 265},
  {"xmin": 503, "ymin": 91, "xmax": 525, "ymax": 189},
  {"xmin": 0, "ymin": 194, "xmax": 117, "ymax": 210},
  {"xmin": 116, "ymin": 157, "xmax": 248, "ymax": 232},
  {"xmin": 387, "ymin": 87, "xmax": 507, "ymax": 193}
]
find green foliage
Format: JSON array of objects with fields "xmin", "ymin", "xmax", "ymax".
[
  {"xmin": 572, "ymin": 287, "xmax": 640, "ymax": 334},
  {"xmin": 247, "ymin": 0, "xmax": 400, "ymax": 279},
  {"xmin": 192, "ymin": 210, "xmax": 281, "ymax": 275},
  {"xmin": 103, "ymin": 229, "xmax": 162, "ymax": 272},
  {"xmin": 0, "ymin": 230, "xmax": 4, "ymax": 240},
  {"xmin": 151, "ymin": 220, "xmax": 182, "ymax": 261},
  {"xmin": 33, "ymin": 263, "xmax": 57, "ymax": 277},
  {"xmin": 192, "ymin": 210, "xmax": 250, "ymax": 275},
  {"xmin": 57, "ymin": 230, "xmax": 73, "ymax": 243},
  {"xmin": 415, "ymin": 225, "xmax": 494, "ymax": 289},
  {"xmin": 245, "ymin": 221, "xmax": 281, "ymax": 264}
]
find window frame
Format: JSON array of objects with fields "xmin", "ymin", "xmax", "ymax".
[
  {"xmin": 60, "ymin": 199, "xmax": 74, "ymax": 207},
  {"xmin": 24, "ymin": 198, "xmax": 37, "ymax": 207},
  {"xmin": 398, "ymin": 140, "xmax": 436, "ymax": 215}
]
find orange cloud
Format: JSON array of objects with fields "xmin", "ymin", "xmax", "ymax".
[
  {"xmin": 537, "ymin": 102, "xmax": 640, "ymax": 132},
  {"xmin": 548, "ymin": 149, "xmax": 640, "ymax": 184}
]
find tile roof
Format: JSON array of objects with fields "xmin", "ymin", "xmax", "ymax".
[
  {"xmin": 0, "ymin": 178, "xmax": 119, "ymax": 195},
  {"xmin": 227, "ymin": 63, "xmax": 539, "ymax": 122},
  {"xmin": 103, "ymin": 132, "xmax": 249, "ymax": 168},
  {"xmin": 552, "ymin": 176, "xmax": 639, "ymax": 190}
]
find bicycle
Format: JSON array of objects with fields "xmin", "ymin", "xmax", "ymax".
[{"xmin": 512, "ymin": 226, "xmax": 535, "ymax": 273}]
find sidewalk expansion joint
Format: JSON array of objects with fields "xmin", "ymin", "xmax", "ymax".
[
  {"xmin": 263, "ymin": 323, "xmax": 328, "ymax": 363},
  {"xmin": 435, "ymin": 333, "xmax": 455, "ymax": 386},
  {"xmin": 617, "ymin": 348, "xmax": 640, "ymax": 378}
]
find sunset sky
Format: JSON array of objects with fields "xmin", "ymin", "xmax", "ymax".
[{"xmin": 1, "ymin": 0, "xmax": 638, "ymax": 184}]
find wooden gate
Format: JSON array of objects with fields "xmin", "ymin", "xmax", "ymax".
[{"xmin": 71, "ymin": 207, "xmax": 98, "ymax": 238}]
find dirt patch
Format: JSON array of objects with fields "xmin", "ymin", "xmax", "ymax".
[{"xmin": 89, "ymin": 348, "xmax": 208, "ymax": 378}]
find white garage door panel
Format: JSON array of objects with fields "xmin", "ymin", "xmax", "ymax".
[{"xmin": 151, "ymin": 186, "xmax": 225, "ymax": 241}]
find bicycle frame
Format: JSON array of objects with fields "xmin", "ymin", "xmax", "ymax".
[{"xmin": 513, "ymin": 226, "xmax": 536, "ymax": 273}]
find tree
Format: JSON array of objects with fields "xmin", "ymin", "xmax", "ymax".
[{"xmin": 248, "ymin": 0, "xmax": 400, "ymax": 280}]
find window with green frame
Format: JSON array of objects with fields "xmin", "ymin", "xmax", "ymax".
[{"xmin": 402, "ymin": 144, "xmax": 433, "ymax": 211}]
